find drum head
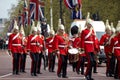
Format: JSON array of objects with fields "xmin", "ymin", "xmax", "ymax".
[{"xmin": 68, "ymin": 48, "xmax": 78, "ymax": 54}]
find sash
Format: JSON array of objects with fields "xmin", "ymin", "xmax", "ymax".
[
  {"xmin": 85, "ymin": 29, "xmax": 92, "ymax": 39},
  {"xmin": 49, "ymin": 38, "xmax": 54, "ymax": 43},
  {"xmin": 31, "ymin": 35, "xmax": 37, "ymax": 42},
  {"xmin": 12, "ymin": 33, "xmax": 19, "ymax": 40},
  {"xmin": 112, "ymin": 40, "xmax": 118, "ymax": 53},
  {"xmin": 114, "ymin": 40, "xmax": 118, "ymax": 46}
]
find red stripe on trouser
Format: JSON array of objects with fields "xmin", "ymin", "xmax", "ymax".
[
  {"xmin": 116, "ymin": 56, "xmax": 120, "ymax": 78},
  {"xmin": 76, "ymin": 55, "xmax": 81, "ymax": 71},
  {"xmin": 57, "ymin": 55, "xmax": 62, "ymax": 74},
  {"xmin": 106, "ymin": 54, "xmax": 111, "ymax": 73},
  {"xmin": 30, "ymin": 54, "xmax": 33, "ymax": 73}
]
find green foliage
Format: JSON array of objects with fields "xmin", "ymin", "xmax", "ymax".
[{"xmin": 4, "ymin": 0, "xmax": 120, "ymax": 37}]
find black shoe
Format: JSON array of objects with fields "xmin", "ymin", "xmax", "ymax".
[
  {"xmin": 109, "ymin": 74, "xmax": 113, "ymax": 77},
  {"xmin": 76, "ymin": 71, "xmax": 80, "ymax": 74},
  {"xmin": 57, "ymin": 74, "xmax": 61, "ymax": 78},
  {"xmin": 52, "ymin": 71, "xmax": 55, "ymax": 72},
  {"xmin": 13, "ymin": 71, "xmax": 16, "ymax": 75},
  {"xmin": 106, "ymin": 73, "xmax": 109, "ymax": 77},
  {"xmin": 16, "ymin": 72, "xmax": 20, "ymax": 75},
  {"xmin": 114, "ymin": 76, "xmax": 119, "ymax": 79},
  {"xmin": 93, "ymin": 71, "xmax": 98, "ymax": 73},
  {"xmin": 22, "ymin": 71, "xmax": 26, "ymax": 73},
  {"xmin": 62, "ymin": 76, "xmax": 68, "ymax": 78},
  {"xmin": 34, "ymin": 73, "xmax": 37, "ymax": 76},
  {"xmin": 90, "ymin": 78, "xmax": 94, "ymax": 80},
  {"xmin": 37, "ymin": 72, "xmax": 42, "ymax": 74},
  {"xmin": 31, "ymin": 73, "xmax": 34, "ymax": 76},
  {"xmin": 85, "ymin": 75, "xmax": 91, "ymax": 80},
  {"xmin": 73, "ymin": 68, "xmax": 75, "ymax": 72}
]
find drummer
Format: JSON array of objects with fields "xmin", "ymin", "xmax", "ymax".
[
  {"xmin": 52, "ymin": 24, "xmax": 69, "ymax": 78},
  {"xmin": 69, "ymin": 25, "xmax": 79, "ymax": 72},
  {"xmin": 74, "ymin": 25, "xmax": 86, "ymax": 75}
]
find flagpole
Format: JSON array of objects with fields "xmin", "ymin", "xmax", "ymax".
[{"xmin": 50, "ymin": 0, "xmax": 53, "ymax": 28}]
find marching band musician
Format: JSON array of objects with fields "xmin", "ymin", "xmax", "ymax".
[
  {"xmin": 36, "ymin": 21, "xmax": 44, "ymax": 74},
  {"xmin": 19, "ymin": 25, "xmax": 27, "ymax": 73},
  {"xmin": 52, "ymin": 24, "xmax": 69, "ymax": 78},
  {"xmin": 8, "ymin": 20, "xmax": 22, "ymax": 75},
  {"xmin": 75, "ymin": 25, "xmax": 86, "ymax": 75},
  {"xmin": 109, "ymin": 21, "xmax": 120, "ymax": 79},
  {"xmin": 27, "ymin": 21, "xmax": 39, "ymax": 76},
  {"xmin": 45, "ymin": 28, "xmax": 56, "ymax": 72},
  {"xmin": 81, "ymin": 18, "xmax": 96, "ymax": 80},
  {"xmin": 99, "ymin": 20, "xmax": 112, "ymax": 77},
  {"xmin": 69, "ymin": 25, "xmax": 79, "ymax": 72}
]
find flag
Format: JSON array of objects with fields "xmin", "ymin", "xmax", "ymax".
[
  {"xmin": 18, "ymin": 10, "xmax": 24, "ymax": 27},
  {"xmin": 29, "ymin": 0, "xmax": 37, "ymax": 20},
  {"xmin": 64, "ymin": 0, "xmax": 82, "ymax": 9},
  {"xmin": 38, "ymin": 4, "xmax": 44, "ymax": 20},
  {"xmin": 8, "ymin": 19, "xmax": 14, "ymax": 32},
  {"xmin": 29, "ymin": 0, "xmax": 45, "ymax": 20},
  {"xmin": 23, "ymin": 0, "xmax": 28, "ymax": 27}
]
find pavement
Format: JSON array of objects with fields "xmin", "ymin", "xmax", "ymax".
[{"xmin": 0, "ymin": 49, "xmax": 118, "ymax": 80}]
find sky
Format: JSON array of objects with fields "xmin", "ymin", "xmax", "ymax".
[{"xmin": 0, "ymin": 0, "xmax": 18, "ymax": 19}]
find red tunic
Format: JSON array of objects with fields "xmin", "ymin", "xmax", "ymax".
[
  {"xmin": 27, "ymin": 34, "xmax": 38, "ymax": 53},
  {"xmin": 81, "ymin": 29, "xmax": 95, "ymax": 53},
  {"xmin": 99, "ymin": 34, "xmax": 111, "ymax": 54},
  {"xmin": 110, "ymin": 35, "xmax": 120, "ymax": 56},
  {"xmin": 53, "ymin": 34, "xmax": 68, "ymax": 55},
  {"xmin": 21, "ymin": 37, "xmax": 27, "ymax": 54},
  {"xmin": 37, "ymin": 35, "xmax": 44, "ymax": 53},
  {"xmin": 8, "ymin": 33, "xmax": 22, "ymax": 53},
  {"xmin": 45, "ymin": 36, "xmax": 54, "ymax": 53}
]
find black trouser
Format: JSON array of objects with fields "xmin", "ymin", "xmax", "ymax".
[
  {"xmin": 48, "ymin": 53, "xmax": 56, "ymax": 72},
  {"xmin": 93, "ymin": 54, "xmax": 98, "ymax": 73},
  {"xmin": 72, "ymin": 62, "xmax": 77, "ymax": 72},
  {"xmin": 13, "ymin": 53, "xmax": 21, "ymax": 74},
  {"xmin": 41, "ymin": 53, "xmax": 48, "ymax": 70},
  {"xmin": 30, "ymin": 53, "xmax": 39, "ymax": 75},
  {"xmin": 20, "ymin": 54, "xmax": 27, "ymax": 72},
  {"xmin": 80, "ymin": 56, "xmax": 86, "ymax": 74},
  {"xmin": 86, "ymin": 52, "xmax": 96, "ymax": 79},
  {"xmin": 109, "ymin": 53, "xmax": 115, "ymax": 75},
  {"xmin": 60, "ymin": 54, "xmax": 68, "ymax": 77},
  {"xmin": 37, "ymin": 53, "xmax": 42, "ymax": 73}
]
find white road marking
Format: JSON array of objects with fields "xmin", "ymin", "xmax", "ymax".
[
  {"xmin": 0, "ymin": 73, "xmax": 12, "ymax": 78},
  {"xmin": 97, "ymin": 73, "xmax": 106, "ymax": 77},
  {"xmin": 0, "ymin": 77, "xmax": 85, "ymax": 80}
]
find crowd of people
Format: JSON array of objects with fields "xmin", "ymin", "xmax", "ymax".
[{"xmin": 7, "ymin": 16, "xmax": 120, "ymax": 80}]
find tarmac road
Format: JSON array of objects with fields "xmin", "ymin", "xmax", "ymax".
[{"xmin": 0, "ymin": 49, "xmax": 118, "ymax": 80}]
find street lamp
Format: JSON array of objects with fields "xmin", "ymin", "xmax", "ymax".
[{"xmin": 59, "ymin": 0, "xmax": 63, "ymax": 24}]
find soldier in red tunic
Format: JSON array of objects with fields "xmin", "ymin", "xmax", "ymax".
[
  {"xmin": 19, "ymin": 25, "xmax": 27, "ymax": 73},
  {"xmin": 45, "ymin": 29, "xmax": 55, "ymax": 72},
  {"xmin": 36, "ymin": 21, "xmax": 44, "ymax": 74},
  {"xmin": 81, "ymin": 19, "xmax": 96, "ymax": 80},
  {"xmin": 53, "ymin": 24, "xmax": 69, "ymax": 78},
  {"xmin": 27, "ymin": 22, "xmax": 39, "ymax": 76},
  {"xmin": 109, "ymin": 21, "xmax": 120, "ymax": 79},
  {"xmin": 99, "ymin": 20, "xmax": 112, "ymax": 77},
  {"xmin": 8, "ymin": 20, "xmax": 22, "ymax": 75}
]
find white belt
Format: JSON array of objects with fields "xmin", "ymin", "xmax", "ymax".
[
  {"xmin": 58, "ymin": 45, "xmax": 66, "ymax": 48},
  {"xmin": 114, "ymin": 47, "xmax": 120, "ymax": 49},
  {"xmin": 31, "ymin": 43, "xmax": 36, "ymax": 45},
  {"xmin": 12, "ymin": 44, "xmax": 21, "ymax": 46},
  {"xmin": 85, "ymin": 41, "xmax": 93, "ymax": 44},
  {"xmin": 48, "ymin": 45, "xmax": 52, "ymax": 47}
]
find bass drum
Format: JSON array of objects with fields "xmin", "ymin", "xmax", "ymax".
[{"xmin": 68, "ymin": 48, "xmax": 79, "ymax": 63}]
